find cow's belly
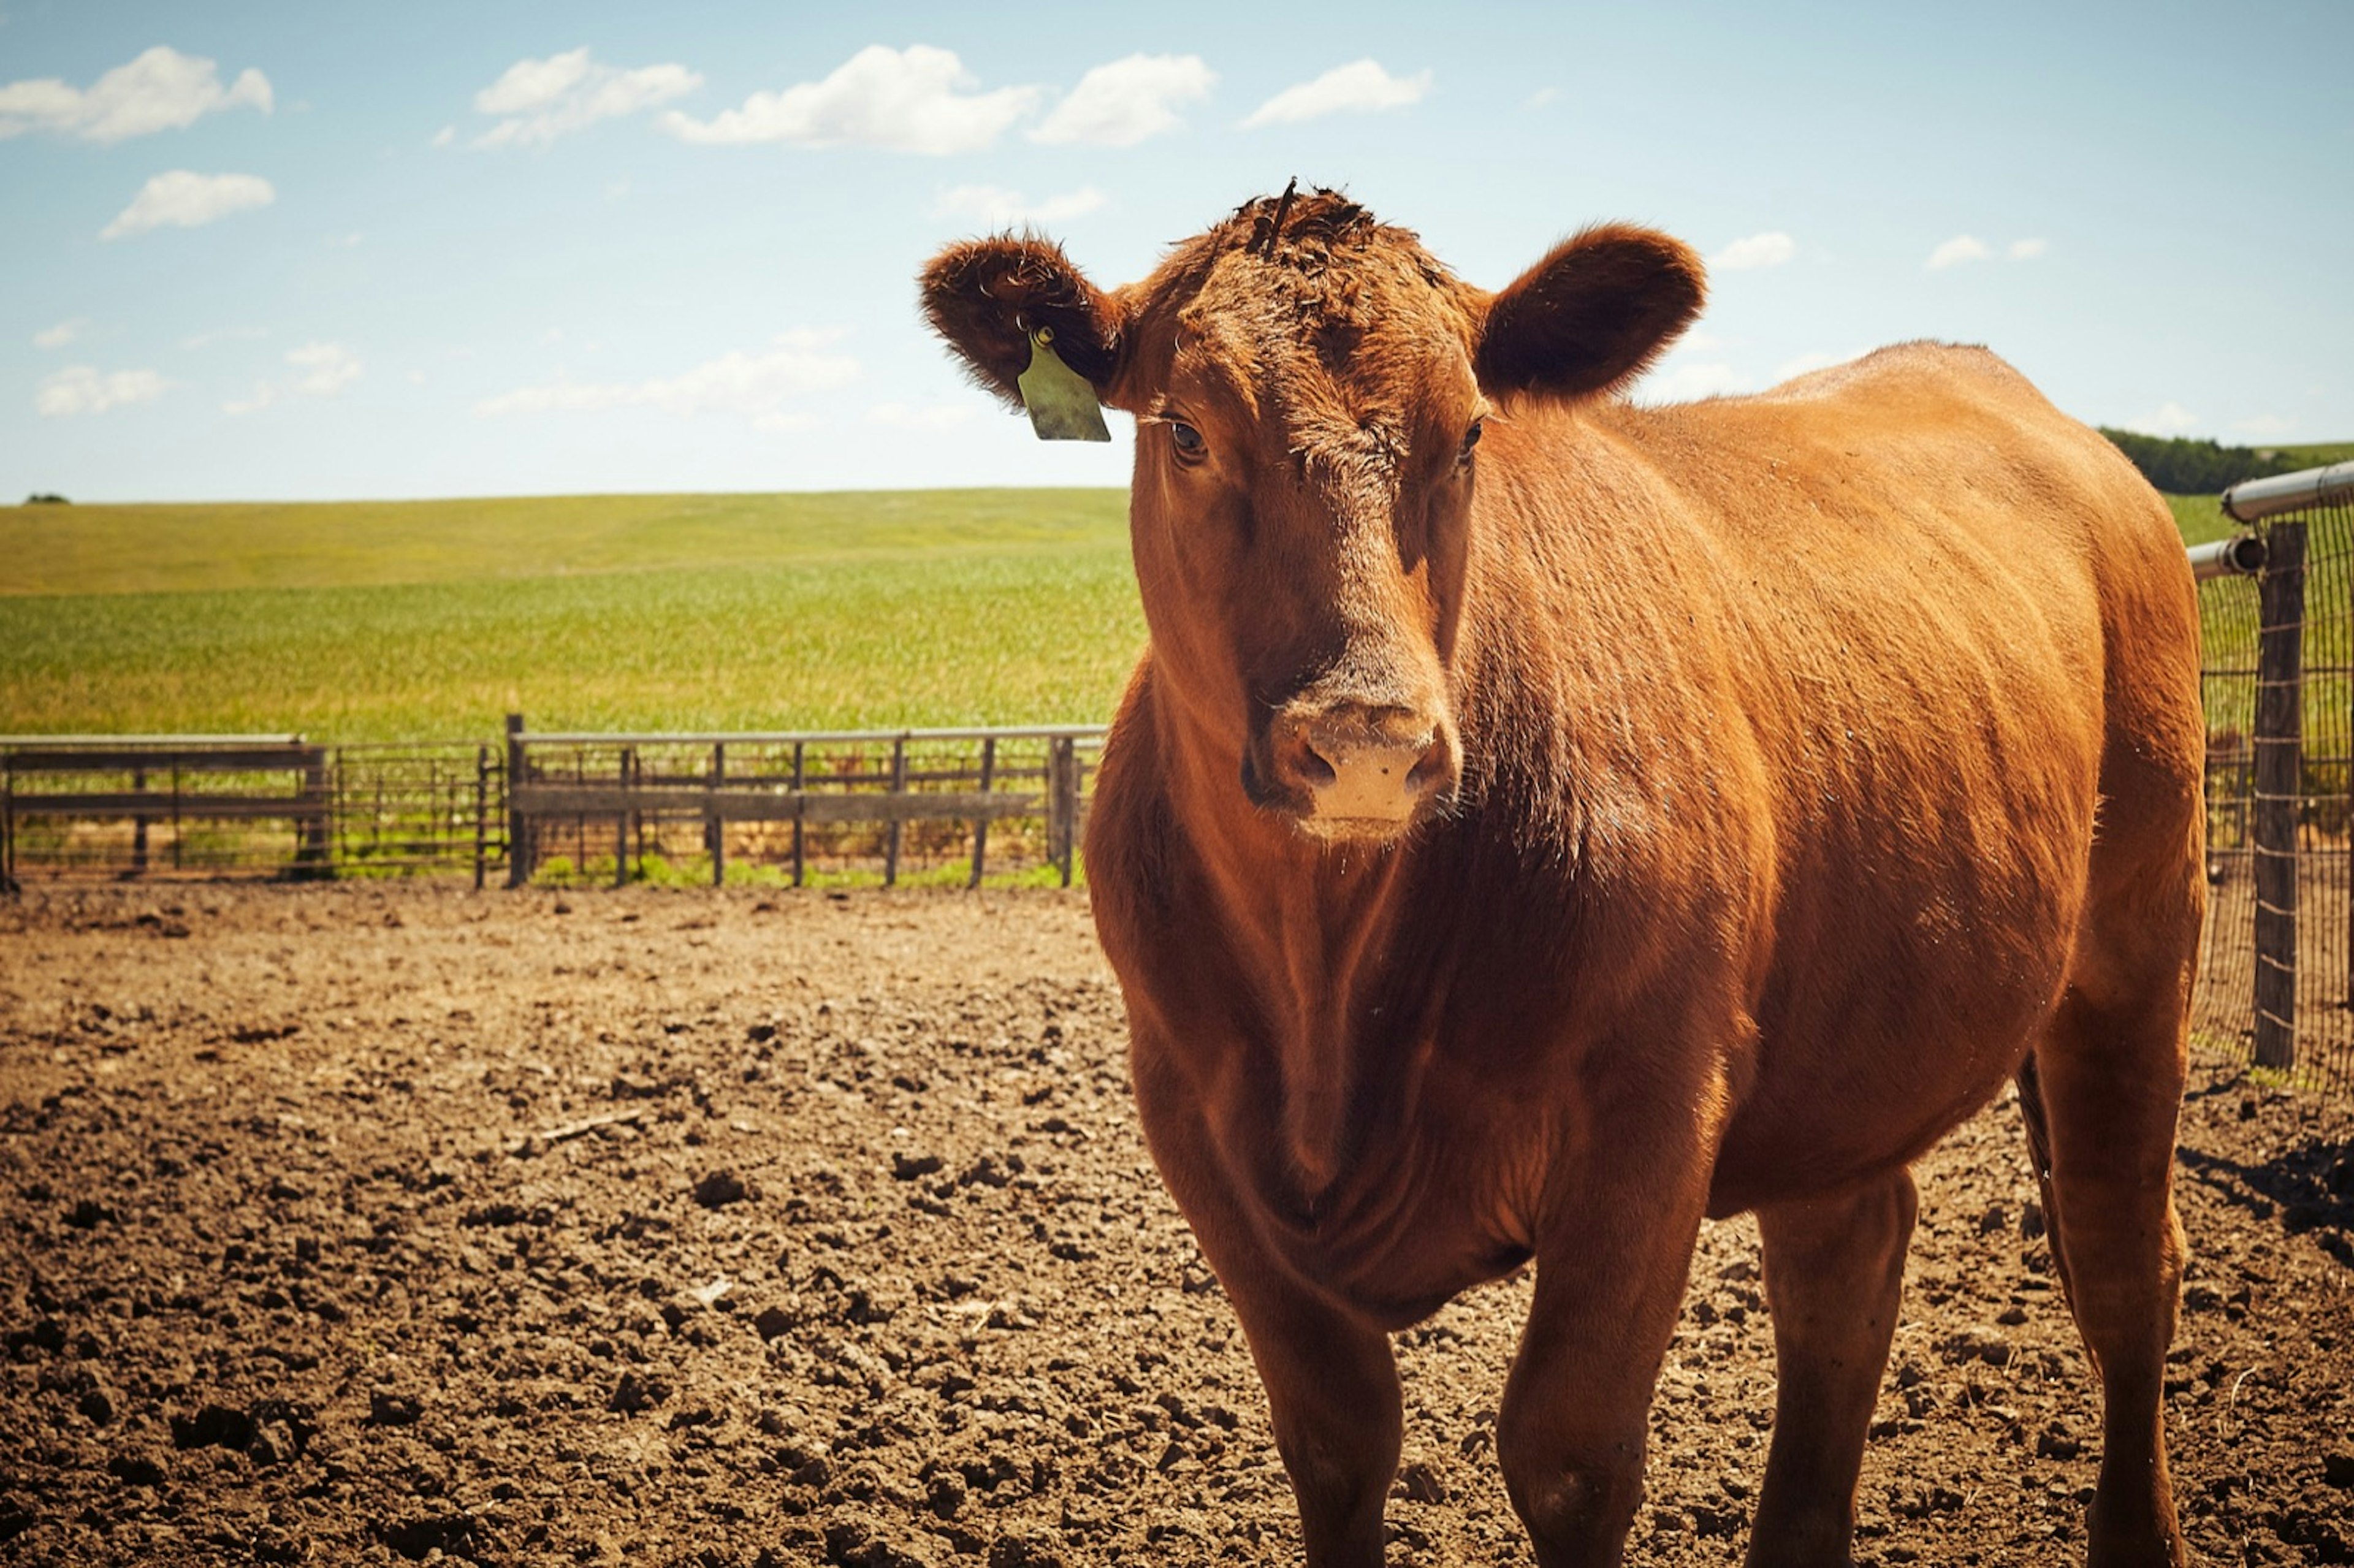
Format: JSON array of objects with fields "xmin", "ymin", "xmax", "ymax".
[{"xmin": 1704, "ymin": 881, "xmax": 2084, "ymax": 1214}]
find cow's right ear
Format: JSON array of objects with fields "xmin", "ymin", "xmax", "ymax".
[{"xmin": 919, "ymin": 235, "xmax": 1127, "ymax": 411}]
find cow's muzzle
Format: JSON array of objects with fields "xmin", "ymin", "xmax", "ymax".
[{"xmin": 1246, "ymin": 701, "xmax": 1460, "ymax": 842}]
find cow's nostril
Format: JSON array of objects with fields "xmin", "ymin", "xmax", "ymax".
[{"xmin": 1297, "ymin": 746, "xmax": 1338, "ymax": 787}]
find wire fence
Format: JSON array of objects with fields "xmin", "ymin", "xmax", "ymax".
[
  {"xmin": 1, "ymin": 723, "xmax": 1103, "ymax": 891},
  {"xmin": 2195, "ymin": 462, "xmax": 2354, "ymax": 1098}
]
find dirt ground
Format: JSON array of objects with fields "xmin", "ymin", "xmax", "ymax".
[{"xmin": 2, "ymin": 885, "xmax": 2350, "ymax": 1567}]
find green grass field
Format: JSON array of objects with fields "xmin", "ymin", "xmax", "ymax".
[
  {"xmin": 1, "ymin": 490, "xmax": 1143, "ymax": 739},
  {"xmin": 0, "ymin": 472, "xmax": 2326, "ymax": 742}
]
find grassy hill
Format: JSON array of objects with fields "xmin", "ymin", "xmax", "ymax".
[{"xmin": 0, "ymin": 490, "xmax": 1143, "ymax": 740}]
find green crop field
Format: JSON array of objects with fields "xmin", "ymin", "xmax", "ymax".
[
  {"xmin": 0, "ymin": 490, "xmax": 1143, "ymax": 740},
  {"xmin": 0, "ymin": 472, "xmax": 2324, "ymax": 743}
]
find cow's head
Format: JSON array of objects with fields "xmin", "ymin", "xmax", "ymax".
[{"xmin": 921, "ymin": 189, "xmax": 1704, "ymax": 843}]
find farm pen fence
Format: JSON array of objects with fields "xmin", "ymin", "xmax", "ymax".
[
  {"xmin": 0, "ymin": 721, "xmax": 1104, "ymax": 893},
  {"xmin": 2194, "ymin": 462, "xmax": 2354, "ymax": 1097}
]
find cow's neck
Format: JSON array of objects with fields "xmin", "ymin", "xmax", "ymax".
[{"xmin": 1151, "ymin": 690, "xmax": 1425, "ymax": 1196}]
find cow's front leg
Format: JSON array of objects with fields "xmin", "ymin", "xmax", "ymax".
[
  {"xmin": 1498, "ymin": 1097, "xmax": 1716, "ymax": 1568},
  {"xmin": 1132, "ymin": 1047, "xmax": 1401, "ymax": 1566}
]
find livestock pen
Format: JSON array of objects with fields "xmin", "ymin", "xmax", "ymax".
[{"xmin": 2194, "ymin": 461, "xmax": 2354, "ymax": 1097}]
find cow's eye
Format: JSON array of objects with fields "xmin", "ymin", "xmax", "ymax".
[
  {"xmin": 1170, "ymin": 421, "xmax": 1206, "ymax": 459},
  {"xmin": 1459, "ymin": 418, "xmax": 1484, "ymax": 462}
]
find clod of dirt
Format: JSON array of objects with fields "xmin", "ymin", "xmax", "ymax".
[
  {"xmin": 367, "ymin": 1390, "xmax": 422, "ymax": 1428},
  {"xmin": 2324, "ymin": 1451, "xmax": 2354, "ymax": 1488},
  {"xmin": 77, "ymin": 1384, "xmax": 115, "ymax": 1425},
  {"xmin": 6, "ymin": 1319, "xmax": 67, "ymax": 1357},
  {"xmin": 63, "ymin": 1199, "xmax": 116, "ymax": 1229},
  {"xmin": 986, "ymin": 1537, "xmax": 1068, "ymax": 1568},
  {"xmin": 378, "ymin": 1512, "xmax": 482, "ymax": 1562},
  {"xmin": 105, "ymin": 1453, "xmax": 164, "ymax": 1488},
  {"xmin": 169, "ymin": 1404, "xmax": 255, "ymax": 1452},
  {"xmin": 753, "ymin": 1304, "xmax": 794, "ymax": 1341},
  {"xmin": 1940, "ymin": 1325, "xmax": 2014, "ymax": 1366},
  {"xmin": 891, "ymin": 1152, "xmax": 945, "ymax": 1181},
  {"xmin": 609, "ymin": 1370, "xmax": 670, "ymax": 1414},
  {"xmin": 824, "ymin": 1516, "xmax": 936, "ymax": 1568},
  {"xmin": 1397, "ymin": 1461, "xmax": 1448, "ymax": 1504},
  {"xmin": 693, "ymin": 1168, "xmax": 752, "ymax": 1208}
]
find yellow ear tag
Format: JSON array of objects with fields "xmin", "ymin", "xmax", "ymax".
[{"xmin": 1016, "ymin": 327, "xmax": 1110, "ymax": 443}]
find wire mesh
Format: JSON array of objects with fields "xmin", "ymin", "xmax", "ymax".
[
  {"xmin": 506, "ymin": 732, "xmax": 1097, "ymax": 889},
  {"xmin": 2194, "ymin": 494, "xmax": 2354, "ymax": 1098},
  {"xmin": 0, "ymin": 741, "xmax": 498, "ymax": 885}
]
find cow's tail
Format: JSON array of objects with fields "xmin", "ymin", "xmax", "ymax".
[{"xmin": 2012, "ymin": 1050, "xmax": 2078, "ymax": 1311}]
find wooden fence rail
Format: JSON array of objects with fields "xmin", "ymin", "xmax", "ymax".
[
  {"xmin": 2, "ymin": 736, "xmax": 329, "ymax": 888},
  {"xmin": 505, "ymin": 720, "xmax": 1102, "ymax": 891}
]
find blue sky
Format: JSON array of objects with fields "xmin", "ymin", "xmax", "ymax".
[{"xmin": 4, "ymin": 0, "xmax": 2349, "ymax": 502}]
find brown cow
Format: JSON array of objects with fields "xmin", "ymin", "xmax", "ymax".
[{"xmin": 922, "ymin": 189, "xmax": 2201, "ymax": 1567}]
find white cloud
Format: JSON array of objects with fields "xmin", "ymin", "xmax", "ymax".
[
  {"xmin": 2125, "ymin": 401, "xmax": 2201, "ymax": 437},
  {"xmin": 224, "ymin": 341, "xmax": 362, "ymax": 415},
  {"xmin": 287, "ymin": 341, "xmax": 362, "ymax": 396},
  {"xmin": 1640, "ymin": 362, "xmax": 1750, "ymax": 403},
  {"xmin": 867, "ymin": 402, "xmax": 975, "ymax": 431},
  {"xmin": 471, "ymin": 47, "xmax": 701, "ymax": 148},
  {"xmin": 32, "ymin": 318, "xmax": 88, "ymax": 349},
  {"xmin": 1029, "ymin": 53, "xmax": 1212, "ymax": 147},
  {"xmin": 0, "ymin": 45, "xmax": 270, "ymax": 143},
  {"xmin": 1926, "ymin": 234, "xmax": 1992, "ymax": 270},
  {"xmin": 1711, "ymin": 232, "xmax": 1796, "ymax": 271},
  {"xmin": 1241, "ymin": 59, "xmax": 1430, "ymax": 128},
  {"xmin": 475, "ymin": 331, "xmax": 858, "ymax": 419},
  {"xmin": 2008, "ymin": 237, "xmax": 2047, "ymax": 260},
  {"xmin": 658, "ymin": 45, "xmax": 1037, "ymax": 154},
  {"xmin": 101, "ymin": 170, "xmax": 274, "ymax": 240},
  {"xmin": 36, "ymin": 365, "xmax": 167, "ymax": 416},
  {"xmin": 431, "ymin": 124, "xmax": 456, "ymax": 148},
  {"xmin": 2234, "ymin": 413, "xmax": 2295, "ymax": 439},
  {"xmin": 932, "ymin": 184, "xmax": 1106, "ymax": 229},
  {"xmin": 1523, "ymin": 87, "xmax": 1560, "ymax": 110}
]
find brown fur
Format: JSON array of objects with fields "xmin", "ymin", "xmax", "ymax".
[{"xmin": 923, "ymin": 191, "xmax": 2202, "ymax": 1567}]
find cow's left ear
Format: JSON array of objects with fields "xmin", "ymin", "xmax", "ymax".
[
  {"xmin": 920, "ymin": 235, "xmax": 1128, "ymax": 411},
  {"xmin": 1473, "ymin": 224, "xmax": 1706, "ymax": 402}
]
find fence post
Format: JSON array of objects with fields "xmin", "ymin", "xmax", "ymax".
[
  {"xmin": 1048, "ymin": 735, "xmax": 1078, "ymax": 887},
  {"xmin": 615, "ymin": 747, "xmax": 633, "ymax": 889},
  {"xmin": 791, "ymin": 741, "xmax": 807, "ymax": 888},
  {"xmin": 505, "ymin": 714, "xmax": 530, "ymax": 888},
  {"xmin": 884, "ymin": 736, "xmax": 908, "ymax": 887},
  {"xmin": 471, "ymin": 746, "xmax": 489, "ymax": 890},
  {"xmin": 969, "ymin": 736, "xmax": 997, "ymax": 889},
  {"xmin": 2253, "ymin": 519, "xmax": 2307, "ymax": 1071},
  {"xmin": 709, "ymin": 742, "xmax": 726, "ymax": 888},
  {"xmin": 294, "ymin": 743, "xmax": 332, "ymax": 880},
  {"xmin": 132, "ymin": 765, "xmax": 149, "ymax": 877}
]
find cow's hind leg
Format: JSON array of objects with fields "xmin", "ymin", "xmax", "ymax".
[
  {"xmin": 2021, "ymin": 857, "xmax": 2196, "ymax": 1566},
  {"xmin": 1745, "ymin": 1168, "xmax": 1918, "ymax": 1567},
  {"xmin": 2019, "ymin": 994, "xmax": 2188, "ymax": 1567}
]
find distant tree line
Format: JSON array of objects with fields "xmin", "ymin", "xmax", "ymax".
[
  {"xmin": 23, "ymin": 493, "xmax": 70, "ymax": 505},
  {"xmin": 2098, "ymin": 429, "xmax": 2304, "ymax": 496}
]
